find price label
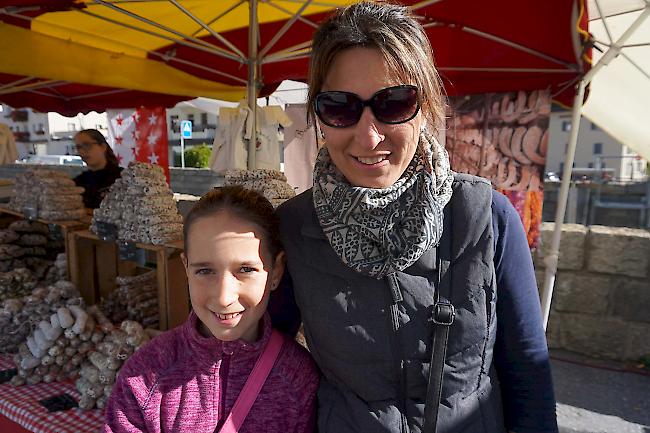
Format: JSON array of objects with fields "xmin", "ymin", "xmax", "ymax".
[
  {"xmin": 23, "ymin": 204, "xmax": 38, "ymax": 221},
  {"xmin": 96, "ymin": 221, "xmax": 118, "ymax": 241},
  {"xmin": 118, "ymin": 241, "xmax": 139, "ymax": 261},
  {"xmin": 38, "ymin": 393, "xmax": 78, "ymax": 413},
  {"xmin": 48, "ymin": 224, "xmax": 63, "ymax": 241}
]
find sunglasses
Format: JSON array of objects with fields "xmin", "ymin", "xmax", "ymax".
[{"xmin": 314, "ymin": 85, "xmax": 420, "ymax": 128}]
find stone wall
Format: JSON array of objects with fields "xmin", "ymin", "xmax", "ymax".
[{"xmin": 535, "ymin": 223, "xmax": 650, "ymax": 361}]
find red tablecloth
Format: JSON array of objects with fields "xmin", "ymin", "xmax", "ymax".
[{"xmin": 0, "ymin": 356, "xmax": 104, "ymax": 433}]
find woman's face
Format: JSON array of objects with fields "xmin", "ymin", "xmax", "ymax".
[
  {"xmin": 182, "ymin": 211, "xmax": 284, "ymax": 343},
  {"xmin": 74, "ymin": 132, "xmax": 107, "ymax": 169},
  {"xmin": 319, "ymin": 47, "xmax": 423, "ymax": 189}
]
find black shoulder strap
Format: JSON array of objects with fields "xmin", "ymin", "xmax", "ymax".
[{"xmin": 423, "ymin": 216, "xmax": 455, "ymax": 433}]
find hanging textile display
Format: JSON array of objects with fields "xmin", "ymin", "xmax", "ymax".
[
  {"xmin": 0, "ymin": 123, "xmax": 18, "ymax": 165},
  {"xmin": 106, "ymin": 107, "xmax": 170, "ymax": 182},
  {"xmin": 283, "ymin": 104, "xmax": 320, "ymax": 195},
  {"xmin": 209, "ymin": 102, "xmax": 292, "ymax": 173},
  {"xmin": 446, "ymin": 89, "xmax": 551, "ymax": 248}
]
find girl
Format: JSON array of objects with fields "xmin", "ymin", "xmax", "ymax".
[{"xmin": 103, "ymin": 186, "xmax": 319, "ymax": 433}]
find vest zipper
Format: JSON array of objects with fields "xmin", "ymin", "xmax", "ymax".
[
  {"xmin": 386, "ymin": 274, "xmax": 409, "ymax": 433},
  {"xmin": 214, "ymin": 351, "xmax": 232, "ymax": 432}
]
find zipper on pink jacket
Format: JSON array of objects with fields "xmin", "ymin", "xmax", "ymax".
[{"xmin": 214, "ymin": 348, "xmax": 232, "ymax": 432}]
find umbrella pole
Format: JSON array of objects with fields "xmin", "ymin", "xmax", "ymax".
[
  {"xmin": 247, "ymin": 0, "xmax": 259, "ymax": 170},
  {"xmin": 540, "ymin": 3, "xmax": 650, "ymax": 330},
  {"xmin": 540, "ymin": 79, "xmax": 585, "ymax": 330}
]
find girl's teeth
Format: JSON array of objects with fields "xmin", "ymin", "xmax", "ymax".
[
  {"xmin": 357, "ymin": 156, "xmax": 386, "ymax": 165},
  {"xmin": 217, "ymin": 312, "xmax": 242, "ymax": 320}
]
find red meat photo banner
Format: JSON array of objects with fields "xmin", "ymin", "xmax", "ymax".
[
  {"xmin": 446, "ymin": 89, "xmax": 550, "ymax": 248},
  {"xmin": 107, "ymin": 106, "xmax": 170, "ymax": 182}
]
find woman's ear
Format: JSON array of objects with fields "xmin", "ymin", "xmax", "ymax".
[{"xmin": 270, "ymin": 251, "xmax": 286, "ymax": 291}]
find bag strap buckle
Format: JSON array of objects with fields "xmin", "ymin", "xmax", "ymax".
[{"xmin": 433, "ymin": 302, "xmax": 455, "ymax": 326}]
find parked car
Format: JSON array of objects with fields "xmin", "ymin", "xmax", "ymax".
[
  {"xmin": 19, "ymin": 155, "xmax": 85, "ymax": 166},
  {"xmin": 544, "ymin": 171, "xmax": 561, "ymax": 182}
]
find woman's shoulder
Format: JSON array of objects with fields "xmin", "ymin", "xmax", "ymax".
[
  {"xmin": 277, "ymin": 189, "xmax": 313, "ymax": 218},
  {"xmin": 274, "ymin": 334, "xmax": 319, "ymax": 388}
]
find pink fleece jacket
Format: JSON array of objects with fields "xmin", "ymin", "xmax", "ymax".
[{"xmin": 102, "ymin": 312, "xmax": 319, "ymax": 433}]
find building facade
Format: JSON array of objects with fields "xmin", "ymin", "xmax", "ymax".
[{"xmin": 547, "ymin": 110, "xmax": 647, "ymax": 181}]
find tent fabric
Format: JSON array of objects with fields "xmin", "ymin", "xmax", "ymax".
[
  {"xmin": 0, "ymin": 73, "xmax": 190, "ymax": 116},
  {"xmin": 0, "ymin": 0, "xmax": 589, "ymax": 114},
  {"xmin": 582, "ymin": 0, "xmax": 650, "ymax": 161}
]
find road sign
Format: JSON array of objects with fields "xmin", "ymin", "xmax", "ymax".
[{"xmin": 181, "ymin": 120, "xmax": 192, "ymax": 139}]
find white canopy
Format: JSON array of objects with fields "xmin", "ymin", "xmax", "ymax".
[{"xmin": 583, "ymin": 0, "xmax": 650, "ymax": 160}]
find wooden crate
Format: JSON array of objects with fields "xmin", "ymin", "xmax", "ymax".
[
  {"xmin": 0, "ymin": 206, "xmax": 89, "ymax": 279},
  {"xmin": 67, "ymin": 230, "xmax": 189, "ymax": 330}
]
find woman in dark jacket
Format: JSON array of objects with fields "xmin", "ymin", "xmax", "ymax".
[
  {"xmin": 73, "ymin": 129, "xmax": 122, "ymax": 209},
  {"xmin": 271, "ymin": 2, "xmax": 558, "ymax": 433}
]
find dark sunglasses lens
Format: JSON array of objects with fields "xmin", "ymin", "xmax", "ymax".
[
  {"xmin": 373, "ymin": 87, "xmax": 419, "ymax": 124},
  {"xmin": 316, "ymin": 92, "xmax": 362, "ymax": 127}
]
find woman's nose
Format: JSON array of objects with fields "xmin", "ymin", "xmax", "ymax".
[{"xmin": 354, "ymin": 107, "xmax": 385, "ymax": 150}]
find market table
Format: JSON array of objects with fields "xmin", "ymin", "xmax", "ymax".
[
  {"xmin": 0, "ymin": 356, "xmax": 103, "ymax": 433},
  {"xmin": 68, "ymin": 230, "xmax": 189, "ymax": 330},
  {"xmin": 0, "ymin": 206, "xmax": 90, "ymax": 279}
]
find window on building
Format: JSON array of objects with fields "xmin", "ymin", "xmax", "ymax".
[
  {"xmin": 200, "ymin": 113, "xmax": 208, "ymax": 126},
  {"xmin": 559, "ymin": 162, "xmax": 564, "ymax": 173},
  {"xmin": 68, "ymin": 123, "xmax": 76, "ymax": 131},
  {"xmin": 591, "ymin": 122, "xmax": 599, "ymax": 131},
  {"xmin": 187, "ymin": 114, "xmax": 195, "ymax": 123},
  {"xmin": 564, "ymin": 143, "xmax": 568, "ymax": 153},
  {"xmin": 562, "ymin": 121, "xmax": 571, "ymax": 132},
  {"xmin": 170, "ymin": 115, "xmax": 179, "ymax": 131},
  {"xmin": 588, "ymin": 162, "xmax": 594, "ymax": 168},
  {"xmin": 593, "ymin": 142, "xmax": 602, "ymax": 154}
]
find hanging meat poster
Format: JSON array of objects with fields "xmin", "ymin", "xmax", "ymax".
[{"xmin": 445, "ymin": 89, "xmax": 550, "ymax": 248}]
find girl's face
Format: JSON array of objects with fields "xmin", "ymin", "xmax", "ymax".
[
  {"xmin": 182, "ymin": 211, "xmax": 284, "ymax": 343},
  {"xmin": 74, "ymin": 132, "xmax": 107, "ymax": 169}
]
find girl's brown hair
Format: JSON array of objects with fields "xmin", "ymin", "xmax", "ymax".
[
  {"xmin": 307, "ymin": 1, "xmax": 445, "ymax": 132},
  {"xmin": 183, "ymin": 186, "xmax": 283, "ymax": 263}
]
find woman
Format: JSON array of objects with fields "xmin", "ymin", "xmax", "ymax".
[
  {"xmin": 73, "ymin": 129, "xmax": 123, "ymax": 209},
  {"xmin": 272, "ymin": 2, "xmax": 558, "ymax": 433}
]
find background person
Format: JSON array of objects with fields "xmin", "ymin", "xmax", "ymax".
[{"xmin": 73, "ymin": 129, "xmax": 122, "ymax": 209}]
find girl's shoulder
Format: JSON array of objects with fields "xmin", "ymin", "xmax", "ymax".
[{"xmin": 118, "ymin": 325, "xmax": 186, "ymax": 385}]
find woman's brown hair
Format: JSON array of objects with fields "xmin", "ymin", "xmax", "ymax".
[{"xmin": 307, "ymin": 1, "xmax": 445, "ymax": 132}]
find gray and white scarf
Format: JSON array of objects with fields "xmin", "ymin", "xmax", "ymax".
[{"xmin": 312, "ymin": 131, "xmax": 454, "ymax": 279}]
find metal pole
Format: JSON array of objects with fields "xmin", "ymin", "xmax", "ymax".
[
  {"xmin": 540, "ymin": 80, "xmax": 586, "ymax": 330},
  {"xmin": 180, "ymin": 135, "xmax": 185, "ymax": 168},
  {"xmin": 247, "ymin": 0, "xmax": 258, "ymax": 170}
]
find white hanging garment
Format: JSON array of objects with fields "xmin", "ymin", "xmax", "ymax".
[
  {"xmin": 283, "ymin": 104, "xmax": 318, "ymax": 194},
  {"xmin": 255, "ymin": 105, "xmax": 292, "ymax": 171},
  {"xmin": 209, "ymin": 103, "xmax": 253, "ymax": 173}
]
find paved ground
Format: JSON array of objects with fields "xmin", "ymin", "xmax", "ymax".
[{"xmin": 551, "ymin": 350, "xmax": 650, "ymax": 433}]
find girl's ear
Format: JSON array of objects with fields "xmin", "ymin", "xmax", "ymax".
[
  {"xmin": 270, "ymin": 251, "xmax": 286, "ymax": 291},
  {"xmin": 181, "ymin": 252, "xmax": 189, "ymax": 276}
]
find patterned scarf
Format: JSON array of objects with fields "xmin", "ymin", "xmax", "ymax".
[{"xmin": 313, "ymin": 131, "xmax": 454, "ymax": 279}]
